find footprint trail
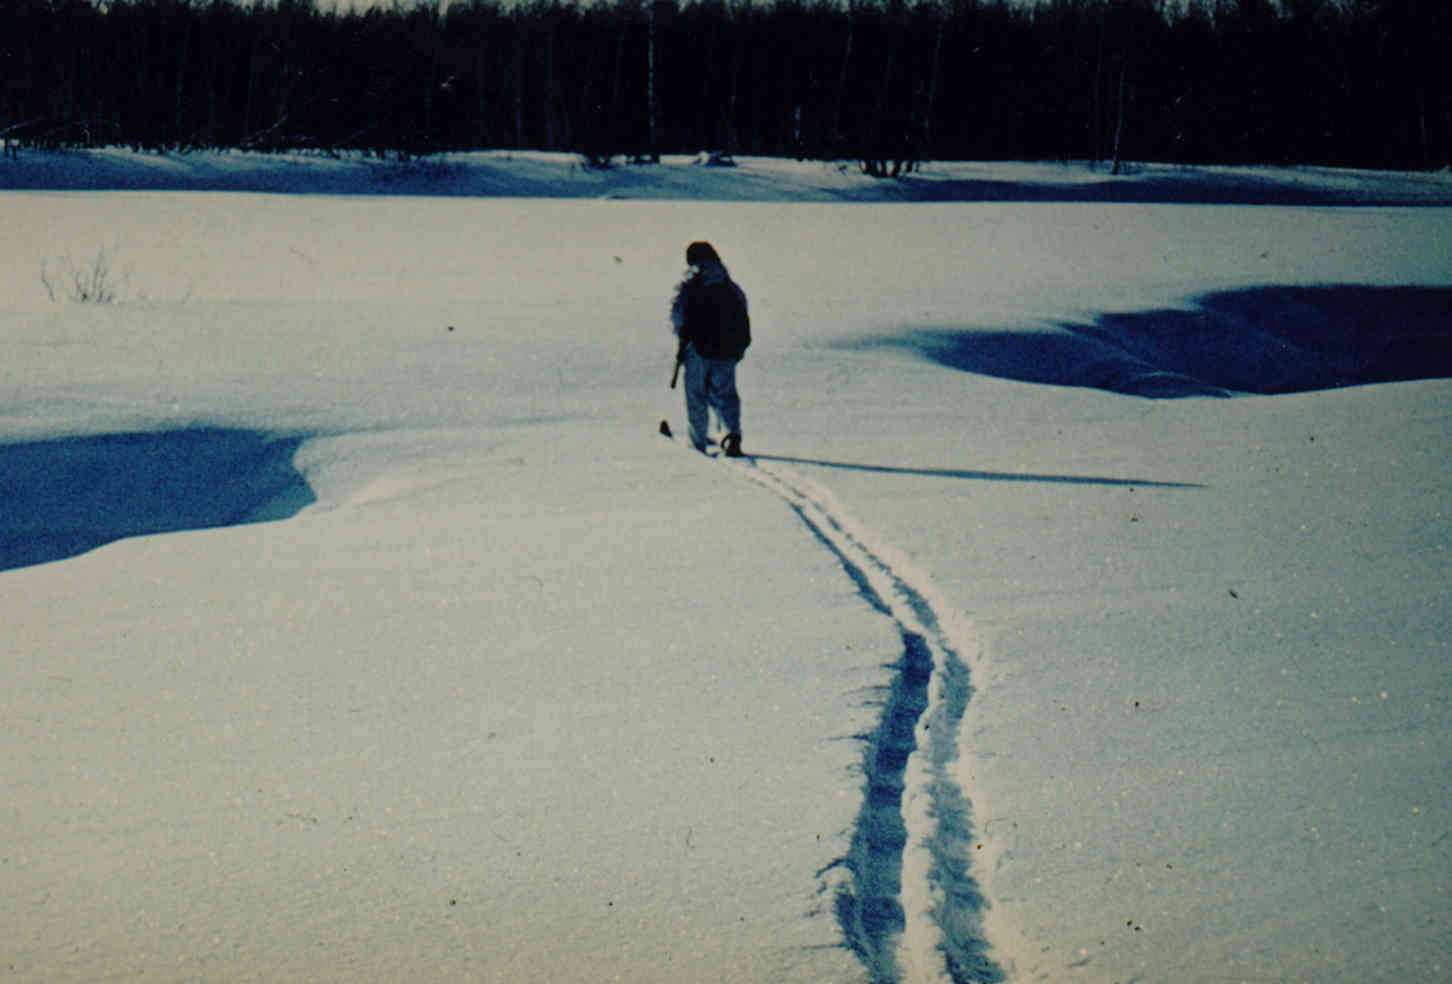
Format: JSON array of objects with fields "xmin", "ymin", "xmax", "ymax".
[{"xmin": 735, "ymin": 458, "xmax": 1003, "ymax": 984}]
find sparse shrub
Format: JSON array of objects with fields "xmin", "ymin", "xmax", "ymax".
[{"xmin": 41, "ymin": 249, "xmax": 128, "ymax": 304}]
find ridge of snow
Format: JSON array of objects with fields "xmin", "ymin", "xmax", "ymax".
[
  {"xmin": 5, "ymin": 148, "xmax": 1452, "ymax": 205},
  {"xmin": 0, "ymin": 427, "xmax": 313, "ymax": 572}
]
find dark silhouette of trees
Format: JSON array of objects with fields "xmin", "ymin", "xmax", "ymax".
[{"xmin": 1, "ymin": 0, "xmax": 1447, "ymax": 171}]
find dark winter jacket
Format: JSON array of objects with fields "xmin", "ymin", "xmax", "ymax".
[{"xmin": 670, "ymin": 261, "xmax": 750, "ymax": 361}]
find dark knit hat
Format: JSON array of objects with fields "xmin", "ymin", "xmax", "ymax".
[{"xmin": 685, "ymin": 241, "xmax": 721, "ymax": 267}]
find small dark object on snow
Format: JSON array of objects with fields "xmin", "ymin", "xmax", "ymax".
[{"xmin": 659, "ymin": 420, "xmax": 673, "ymax": 437}]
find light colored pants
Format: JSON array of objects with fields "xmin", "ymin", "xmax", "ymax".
[{"xmin": 682, "ymin": 347, "xmax": 742, "ymax": 451}]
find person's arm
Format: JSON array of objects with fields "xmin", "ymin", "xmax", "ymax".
[{"xmin": 669, "ymin": 276, "xmax": 691, "ymax": 339}]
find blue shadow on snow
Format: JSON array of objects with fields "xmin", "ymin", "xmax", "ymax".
[
  {"xmin": 869, "ymin": 285, "xmax": 1452, "ymax": 399},
  {"xmin": 751, "ymin": 455, "xmax": 1201, "ymax": 489},
  {"xmin": 0, "ymin": 427, "xmax": 314, "ymax": 572}
]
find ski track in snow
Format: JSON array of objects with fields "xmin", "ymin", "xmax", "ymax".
[{"xmin": 734, "ymin": 456, "xmax": 1003, "ymax": 984}]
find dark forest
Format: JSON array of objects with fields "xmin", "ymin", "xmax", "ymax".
[{"xmin": 2, "ymin": 0, "xmax": 1447, "ymax": 172}]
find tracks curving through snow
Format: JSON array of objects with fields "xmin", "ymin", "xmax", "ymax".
[{"xmin": 733, "ymin": 457, "xmax": 1003, "ymax": 984}]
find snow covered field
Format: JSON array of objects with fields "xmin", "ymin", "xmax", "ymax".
[{"xmin": 3, "ymin": 151, "xmax": 1450, "ymax": 983}]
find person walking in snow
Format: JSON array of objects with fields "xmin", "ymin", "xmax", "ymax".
[{"xmin": 670, "ymin": 240, "xmax": 750, "ymax": 456}]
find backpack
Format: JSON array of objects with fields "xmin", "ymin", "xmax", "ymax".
[{"xmin": 685, "ymin": 278, "xmax": 751, "ymax": 360}]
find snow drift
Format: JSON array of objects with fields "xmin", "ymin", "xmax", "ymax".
[
  {"xmin": 880, "ymin": 284, "xmax": 1452, "ymax": 398},
  {"xmin": 0, "ymin": 428, "xmax": 312, "ymax": 571}
]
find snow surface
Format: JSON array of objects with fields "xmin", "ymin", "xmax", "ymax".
[{"xmin": 3, "ymin": 151, "xmax": 1450, "ymax": 983}]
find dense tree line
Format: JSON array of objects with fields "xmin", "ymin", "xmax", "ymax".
[{"xmin": 1, "ymin": 0, "xmax": 1447, "ymax": 171}]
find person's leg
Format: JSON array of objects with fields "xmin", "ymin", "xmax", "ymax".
[
  {"xmin": 683, "ymin": 348, "xmax": 711, "ymax": 452},
  {"xmin": 708, "ymin": 358, "xmax": 742, "ymax": 452}
]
